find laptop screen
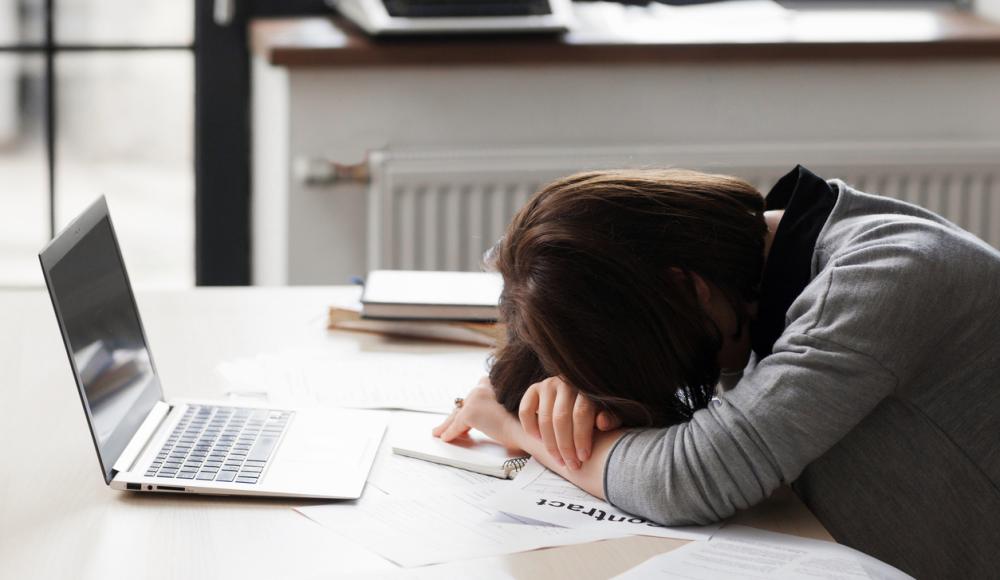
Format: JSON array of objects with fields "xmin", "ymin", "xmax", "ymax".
[{"xmin": 41, "ymin": 199, "xmax": 164, "ymax": 483}]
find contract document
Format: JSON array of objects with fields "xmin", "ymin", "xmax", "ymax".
[
  {"xmin": 613, "ymin": 525, "xmax": 913, "ymax": 580},
  {"xmin": 296, "ymin": 486, "xmax": 628, "ymax": 567},
  {"xmin": 488, "ymin": 459, "xmax": 720, "ymax": 541}
]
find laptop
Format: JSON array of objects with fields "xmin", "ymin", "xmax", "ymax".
[
  {"xmin": 331, "ymin": 0, "xmax": 573, "ymax": 36},
  {"xmin": 39, "ymin": 196, "xmax": 386, "ymax": 499}
]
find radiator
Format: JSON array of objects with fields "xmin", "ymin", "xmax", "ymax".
[{"xmin": 366, "ymin": 143, "xmax": 1000, "ymax": 272}]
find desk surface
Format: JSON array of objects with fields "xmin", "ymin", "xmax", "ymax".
[
  {"xmin": 0, "ymin": 287, "xmax": 831, "ymax": 580},
  {"xmin": 252, "ymin": 6, "xmax": 1000, "ymax": 67}
]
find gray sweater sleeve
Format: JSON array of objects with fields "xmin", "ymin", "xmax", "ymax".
[{"xmin": 603, "ymin": 240, "xmax": 930, "ymax": 526}]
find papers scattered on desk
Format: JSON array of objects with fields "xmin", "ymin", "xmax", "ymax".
[
  {"xmin": 487, "ymin": 459, "xmax": 720, "ymax": 542},
  {"xmin": 296, "ymin": 486, "xmax": 628, "ymax": 567},
  {"xmin": 218, "ymin": 348, "xmax": 488, "ymax": 413},
  {"xmin": 296, "ymin": 414, "xmax": 629, "ymax": 567},
  {"xmin": 613, "ymin": 525, "xmax": 913, "ymax": 580}
]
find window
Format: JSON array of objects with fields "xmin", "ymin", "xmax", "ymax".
[{"xmin": 0, "ymin": 0, "xmax": 193, "ymax": 287}]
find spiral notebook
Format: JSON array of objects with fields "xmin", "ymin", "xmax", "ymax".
[{"xmin": 392, "ymin": 427, "xmax": 529, "ymax": 479}]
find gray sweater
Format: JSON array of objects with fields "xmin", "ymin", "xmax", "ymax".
[{"xmin": 603, "ymin": 181, "xmax": 1000, "ymax": 577}]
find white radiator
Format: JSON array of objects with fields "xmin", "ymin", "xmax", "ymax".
[{"xmin": 366, "ymin": 143, "xmax": 1000, "ymax": 272}]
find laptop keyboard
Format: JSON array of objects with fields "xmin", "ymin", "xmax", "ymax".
[
  {"xmin": 383, "ymin": 0, "xmax": 552, "ymax": 18},
  {"xmin": 144, "ymin": 406, "xmax": 292, "ymax": 485}
]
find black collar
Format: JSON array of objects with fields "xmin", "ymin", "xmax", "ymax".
[{"xmin": 750, "ymin": 165, "xmax": 838, "ymax": 361}]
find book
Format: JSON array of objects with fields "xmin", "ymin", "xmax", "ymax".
[
  {"xmin": 393, "ymin": 427, "xmax": 530, "ymax": 480},
  {"xmin": 328, "ymin": 305, "xmax": 503, "ymax": 347},
  {"xmin": 360, "ymin": 270, "xmax": 503, "ymax": 321}
]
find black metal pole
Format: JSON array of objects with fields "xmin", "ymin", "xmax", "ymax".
[
  {"xmin": 194, "ymin": 1, "xmax": 251, "ymax": 285},
  {"xmin": 192, "ymin": 0, "xmax": 329, "ymax": 286},
  {"xmin": 44, "ymin": 0, "xmax": 56, "ymax": 237}
]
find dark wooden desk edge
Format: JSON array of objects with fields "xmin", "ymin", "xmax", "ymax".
[{"xmin": 252, "ymin": 12, "xmax": 1000, "ymax": 68}]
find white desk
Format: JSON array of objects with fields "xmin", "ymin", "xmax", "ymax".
[{"xmin": 0, "ymin": 287, "xmax": 831, "ymax": 580}]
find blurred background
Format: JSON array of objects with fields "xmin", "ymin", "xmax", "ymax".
[
  {"xmin": 0, "ymin": 0, "xmax": 193, "ymax": 287},
  {"xmin": 2, "ymin": 0, "xmax": 999, "ymax": 289}
]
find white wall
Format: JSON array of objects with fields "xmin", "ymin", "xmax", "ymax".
[{"xmin": 977, "ymin": 0, "xmax": 1000, "ymax": 21}]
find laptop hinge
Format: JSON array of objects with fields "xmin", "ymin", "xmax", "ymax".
[{"xmin": 112, "ymin": 400, "xmax": 174, "ymax": 474}]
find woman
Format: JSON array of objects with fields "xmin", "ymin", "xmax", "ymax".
[{"xmin": 433, "ymin": 165, "xmax": 1000, "ymax": 578}]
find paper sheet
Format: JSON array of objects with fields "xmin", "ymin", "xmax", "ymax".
[
  {"xmin": 298, "ymin": 412, "xmax": 618, "ymax": 568},
  {"xmin": 296, "ymin": 486, "xmax": 629, "ymax": 567},
  {"xmin": 613, "ymin": 525, "xmax": 913, "ymax": 580},
  {"xmin": 488, "ymin": 459, "xmax": 720, "ymax": 541},
  {"xmin": 514, "ymin": 458, "xmax": 596, "ymax": 500},
  {"xmin": 218, "ymin": 348, "xmax": 488, "ymax": 413}
]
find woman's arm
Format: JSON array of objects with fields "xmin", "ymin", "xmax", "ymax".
[
  {"xmin": 513, "ymin": 424, "xmax": 626, "ymax": 499},
  {"xmin": 604, "ymin": 330, "xmax": 896, "ymax": 526}
]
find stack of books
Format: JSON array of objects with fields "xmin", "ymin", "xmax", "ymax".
[{"xmin": 328, "ymin": 270, "xmax": 505, "ymax": 347}]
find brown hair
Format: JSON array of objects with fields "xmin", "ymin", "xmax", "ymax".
[{"xmin": 488, "ymin": 169, "xmax": 767, "ymax": 427}]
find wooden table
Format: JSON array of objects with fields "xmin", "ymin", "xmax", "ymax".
[
  {"xmin": 0, "ymin": 287, "xmax": 830, "ymax": 580},
  {"xmin": 253, "ymin": 8, "xmax": 1000, "ymax": 67}
]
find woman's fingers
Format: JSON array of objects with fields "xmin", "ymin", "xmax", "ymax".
[
  {"xmin": 438, "ymin": 412, "xmax": 472, "ymax": 441},
  {"xmin": 572, "ymin": 395, "xmax": 597, "ymax": 463},
  {"xmin": 535, "ymin": 382, "xmax": 561, "ymax": 465},
  {"xmin": 596, "ymin": 410, "xmax": 622, "ymax": 431},
  {"xmin": 432, "ymin": 408, "xmax": 458, "ymax": 437},
  {"xmin": 518, "ymin": 384, "xmax": 541, "ymax": 439},
  {"xmin": 552, "ymin": 381, "xmax": 580, "ymax": 470}
]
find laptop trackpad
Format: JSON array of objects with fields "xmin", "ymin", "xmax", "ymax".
[{"xmin": 263, "ymin": 408, "xmax": 386, "ymax": 497}]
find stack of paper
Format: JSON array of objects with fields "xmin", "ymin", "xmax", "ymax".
[{"xmin": 613, "ymin": 525, "xmax": 913, "ymax": 580}]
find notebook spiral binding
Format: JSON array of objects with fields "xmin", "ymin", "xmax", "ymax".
[{"xmin": 502, "ymin": 456, "xmax": 530, "ymax": 474}]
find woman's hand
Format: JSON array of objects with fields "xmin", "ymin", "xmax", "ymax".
[
  {"xmin": 432, "ymin": 377, "xmax": 525, "ymax": 451},
  {"xmin": 433, "ymin": 376, "xmax": 627, "ymax": 500},
  {"xmin": 519, "ymin": 377, "xmax": 621, "ymax": 470}
]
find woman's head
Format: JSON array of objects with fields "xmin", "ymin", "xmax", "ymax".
[{"xmin": 488, "ymin": 169, "xmax": 767, "ymax": 427}]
